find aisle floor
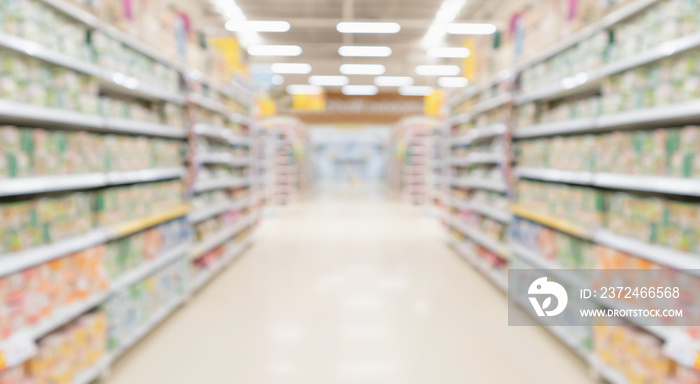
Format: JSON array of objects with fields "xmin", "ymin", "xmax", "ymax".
[{"xmin": 105, "ymin": 183, "xmax": 595, "ymax": 384}]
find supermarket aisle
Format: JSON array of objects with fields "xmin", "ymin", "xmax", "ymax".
[{"xmin": 105, "ymin": 182, "xmax": 594, "ymax": 384}]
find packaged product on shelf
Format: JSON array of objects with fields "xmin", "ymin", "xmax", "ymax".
[
  {"xmin": 194, "ymin": 210, "xmax": 244, "ymax": 242},
  {"xmin": 192, "ymin": 190, "xmax": 231, "ymax": 210},
  {"xmin": 0, "ymin": 245, "xmax": 108, "ymax": 339},
  {"xmin": 517, "ymin": 180, "xmax": 605, "ymax": 227},
  {"xmin": 104, "ymin": 217, "xmax": 190, "ymax": 279},
  {"xmin": 23, "ymin": 312, "xmax": 107, "ymax": 384},
  {"xmin": 607, "ymin": 193, "xmax": 700, "ymax": 253},
  {"xmin": 0, "ymin": 193, "xmax": 93, "ymax": 253},
  {"xmin": 0, "ymin": 0, "xmax": 93, "ymax": 63},
  {"xmin": 0, "ymin": 126, "xmax": 183, "ymax": 179},
  {"xmin": 0, "ymin": 49, "xmax": 100, "ymax": 113},
  {"xmin": 103, "ymin": 260, "xmax": 186, "ymax": 350},
  {"xmin": 471, "ymin": 190, "xmax": 509, "ymax": 211},
  {"xmin": 594, "ymin": 324, "xmax": 676, "ymax": 383},
  {"xmin": 509, "ymin": 217, "xmax": 597, "ymax": 269},
  {"xmin": 92, "ymin": 32, "xmax": 180, "ymax": 93},
  {"xmin": 95, "ymin": 180, "xmax": 184, "ymax": 226}
]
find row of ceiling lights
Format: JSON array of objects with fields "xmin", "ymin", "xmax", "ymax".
[
  {"xmin": 226, "ymin": 20, "xmax": 496, "ymax": 35},
  {"xmin": 228, "ymin": 21, "xmax": 495, "ymax": 95}
]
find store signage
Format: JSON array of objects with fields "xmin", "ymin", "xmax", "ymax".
[{"xmin": 289, "ymin": 92, "xmax": 423, "ymax": 124}]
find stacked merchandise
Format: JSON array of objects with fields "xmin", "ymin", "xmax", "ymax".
[
  {"xmin": 445, "ymin": 0, "xmax": 700, "ymax": 382},
  {"xmin": 0, "ymin": 0, "xmax": 258, "ymax": 382},
  {"xmin": 253, "ymin": 125, "xmax": 276, "ymax": 213},
  {"xmin": 188, "ymin": 78, "xmax": 256, "ymax": 290},
  {"xmin": 393, "ymin": 117, "xmax": 440, "ymax": 206},
  {"xmin": 261, "ymin": 117, "xmax": 308, "ymax": 205},
  {"xmin": 446, "ymin": 92, "xmax": 511, "ymax": 283}
]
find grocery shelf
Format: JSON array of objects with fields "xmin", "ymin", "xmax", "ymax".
[
  {"xmin": 516, "ymin": 31, "xmax": 700, "ymax": 105},
  {"xmin": 108, "ymin": 204, "xmax": 191, "ymax": 239},
  {"xmin": 450, "ymin": 199, "xmax": 512, "ymax": 223},
  {"xmin": 190, "ymin": 215, "xmax": 254, "ymax": 258},
  {"xmin": 0, "ymin": 173, "xmax": 106, "ymax": 197},
  {"xmin": 517, "ymin": 167, "xmax": 700, "ymax": 197},
  {"xmin": 515, "ymin": 0, "xmax": 658, "ymax": 73},
  {"xmin": 110, "ymin": 242, "xmax": 190, "ymax": 292},
  {"xmin": 448, "ymin": 216, "xmax": 510, "ymax": 259},
  {"xmin": 0, "ymin": 32, "xmax": 184, "ymax": 104},
  {"xmin": 448, "ymin": 239, "xmax": 508, "ymax": 292},
  {"xmin": 590, "ymin": 356, "xmax": 631, "ymax": 384},
  {"xmin": 511, "ymin": 203, "xmax": 700, "ymax": 275},
  {"xmin": 103, "ymin": 118, "xmax": 187, "ymax": 139},
  {"xmin": 109, "ymin": 297, "xmax": 184, "ymax": 358},
  {"xmin": 449, "ymin": 113, "xmax": 471, "ymax": 125},
  {"xmin": 515, "ymin": 99, "xmax": 700, "ymax": 138},
  {"xmin": 516, "ymin": 167, "xmax": 594, "ymax": 186},
  {"xmin": 593, "ymin": 230, "xmax": 700, "ymax": 278},
  {"xmin": 451, "ymin": 177, "xmax": 507, "ymax": 193},
  {"xmin": 0, "ymin": 240, "xmax": 192, "ymax": 368},
  {"xmin": 28, "ymin": 292, "xmax": 111, "ymax": 341},
  {"xmin": 39, "ymin": 0, "xmax": 183, "ymax": 71},
  {"xmin": 98, "ymin": 71, "xmax": 185, "ymax": 105},
  {"xmin": 0, "ymin": 32, "xmax": 100, "ymax": 77},
  {"xmin": 194, "ymin": 124, "xmax": 231, "ymax": 141},
  {"xmin": 451, "ymin": 152, "xmax": 503, "ymax": 167},
  {"xmin": 0, "ymin": 230, "xmax": 108, "ymax": 278},
  {"xmin": 105, "ymin": 167, "xmax": 187, "ymax": 186},
  {"xmin": 188, "ymin": 198, "xmax": 252, "ymax": 224},
  {"xmin": 449, "ymin": 239, "xmax": 637, "ymax": 383},
  {"xmin": 451, "ymin": 124, "xmax": 508, "ymax": 146},
  {"xmin": 0, "ymin": 204, "xmax": 189, "ymax": 279},
  {"xmin": 471, "ymin": 94, "xmax": 512, "ymax": 116},
  {"xmin": 513, "ymin": 118, "xmax": 597, "ymax": 139},
  {"xmin": 0, "ymin": 99, "xmax": 104, "ymax": 129},
  {"xmin": 194, "ymin": 177, "xmax": 249, "ymax": 193},
  {"xmin": 597, "ymin": 99, "xmax": 700, "ymax": 130},
  {"xmin": 188, "ymin": 239, "xmax": 252, "ymax": 294},
  {"xmin": 510, "ymin": 204, "xmax": 592, "ymax": 239},
  {"xmin": 197, "ymin": 153, "xmax": 251, "ymax": 167},
  {"xmin": 189, "ymin": 94, "xmax": 233, "ymax": 117},
  {"xmin": 0, "ymin": 100, "xmax": 188, "ymax": 138}
]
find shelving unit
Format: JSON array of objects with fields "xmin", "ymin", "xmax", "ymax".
[
  {"xmin": 443, "ymin": 0, "xmax": 700, "ymax": 381},
  {"xmin": 0, "ymin": 0, "xmax": 260, "ymax": 381},
  {"xmin": 391, "ymin": 116, "xmax": 441, "ymax": 206},
  {"xmin": 261, "ymin": 117, "xmax": 309, "ymax": 205}
]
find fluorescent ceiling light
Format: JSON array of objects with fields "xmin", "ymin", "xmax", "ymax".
[
  {"xmin": 338, "ymin": 46, "xmax": 392, "ymax": 57},
  {"xmin": 415, "ymin": 65, "xmax": 461, "ymax": 76},
  {"xmin": 428, "ymin": 47, "xmax": 471, "ymax": 58},
  {"xmin": 447, "ymin": 23, "xmax": 497, "ymax": 35},
  {"xmin": 286, "ymin": 85, "xmax": 323, "ymax": 95},
  {"xmin": 271, "ymin": 63, "xmax": 312, "ymax": 74},
  {"xmin": 225, "ymin": 20, "xmax": 290, "ymax": 32},
  {"xmin": 211, "ymin": 0, "xmax": 261, "ymax": 46},
  {"xmin": 248, "ymin": 45, "xmax": 302, "ymax": 56},
  {"xmin": 272, "ymin": 75, "xmax": 285, "ymax": 85},
  {"xmin": 422, "ymin": 0, "xmax": 469, "ymax": 46},
  {"xmin": 340, "ymin": 64, "xmax": 386, "ymax": 75},
  {"xmin": 309, "ymin": 75, "xmax": 349, "ymax": 86},
  {"xmin": 374, "ymin": 76, "xmax": 414, "ymax": 87},
  {"xmin": 342, "ymin": 85, "xmax": 379, "ymax": 96},
  {"xmin": 438, "ymin": 76, "xmax": 469, "ymax": 88},
  {"xmin": 399, "ymin": 86, "xmax": 434, "ymax": 96},
  {"xmin": 337, "ymin": 22, "xmax": 401, "ymax": 34}
]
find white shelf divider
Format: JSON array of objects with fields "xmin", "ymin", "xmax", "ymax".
[
  {"xmin": 0, "ymin": 167, "xmax": 185, "ymax": 197},
  {"xmin": 516, "ymin": 166, "xmax": 700, "ymax": 197}
]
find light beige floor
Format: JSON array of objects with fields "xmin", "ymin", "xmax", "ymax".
[{"xmin": 104, "ymin": 182, "xmax": 595, "ymax": 384}]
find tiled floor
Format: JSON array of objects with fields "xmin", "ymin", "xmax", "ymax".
[{"xmin": 105, "ymin": 183, "xmax": 594, "ymax": 384}]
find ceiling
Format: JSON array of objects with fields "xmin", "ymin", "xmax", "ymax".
[{"xmin": 200, "ymin": 0, "xmax": 500, "ymax": 91}]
